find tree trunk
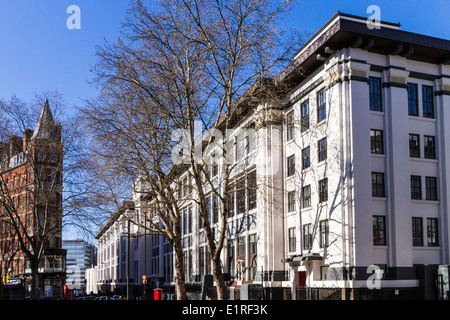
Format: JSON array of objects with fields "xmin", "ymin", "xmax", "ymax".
[
  {"xmin": 31, "ymin": 262, "xmax": 40, "ymax": 299},
  {"xmin": 212, "ymin": 255, "xmax": 227, "ymax": 300},
  {"xmin": 173, "ymin": 244, "xmax": 187, "ymax": 300}
]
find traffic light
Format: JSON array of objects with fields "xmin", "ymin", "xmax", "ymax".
[{"xmin": 1, "ymin": 275, "xmax": 8, "ymax": 284}]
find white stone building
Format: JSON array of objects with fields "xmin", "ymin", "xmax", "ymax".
[{"xmin": 94, "ymin": 12, "xmax": 450, "ymax": 299}]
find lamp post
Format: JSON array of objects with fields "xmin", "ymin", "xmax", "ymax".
[{"xmin": 124, "ymin": 208, "xmax": 134, "ymax": 300}]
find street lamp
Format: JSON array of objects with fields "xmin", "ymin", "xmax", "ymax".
[{"xmin": 124, "ymin": 208, "xmax": 134, "ymax": 300}]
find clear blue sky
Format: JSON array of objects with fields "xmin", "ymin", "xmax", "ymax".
[{"xmin": 0, "ymin": 0, "xmax": 449, "ymax": 111}]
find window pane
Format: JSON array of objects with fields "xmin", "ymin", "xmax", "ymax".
[
  {"xmin": 411, "ymin": 176, "xmax": 422, "ymax": 200},
  {"xmin": 373, "ymin": 216, "xmax": 386, "ymax": 245},
  {"xmin": 409, "ymin": 134, "xmax": 420, "ymax": 158},
  {"xmin": 301, "ymin": 101, "xmax": 310, "ymax": 132},
  {"xmin": 370, "ymin": 77, "xmax": 382, "ymax": 111},
  {"xmin": 287, "ymin": 111, "xmax": 295, "ymax": 141},
  {"xmin": 287, "ymin": 155, "xmax": 295, "ymax": 176},
  {"xmin": 412, "ymin": 217, "xmax": 423, "ymax": 246},
  {"xmin": 302, "ymin": 185, "xmax": 311, "ymax": 208},
  {"xmin": 372, "ymin": 172, "xmax": 385, "ymax": 197},
  {"xmin": 370, "ymin": 129, "xmax": 384, "ymax": 154},
  {"xmin": 427, "ymin": 218, "xmax": 439, "ymax": 247},
  {"xmin": 408, "ymin": 83, "xmax": 418, "ymax": 116},
  {"xmin": 424, "ymin": 136, "xmax": 436, "ymax": 159},
  {"xmin": 317, "ymin": 89, "xmax": 326, "ymax": 121},
  {"xmin": 288, "ymin": 191, "xmax": 296, "ymax": 212},
  {"xmin": 319, "ymin": 178, "xmax": 328, "ymax": 203},
  {"xmin": 302, "ymin": 147, "xmax": 310, "ymax": 169},
  {"xmin": 422, "ymin": 86, "xmax": 434, "ymax": 118},
  {"xmin": 425, "ymin": 176, "xmax": 437, "ymax": 201},
  {"xmin": 318, "ymin": 138, "xmax": 327, "ymax": 162}
]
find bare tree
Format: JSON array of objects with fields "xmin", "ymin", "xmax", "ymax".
[
  {"xmin": 0, "ymin": 93, "xmax": 94, "ymax": 298},
  {"xmin": 84, "ymin": 0, "xmax": 302, "ymax": 300}
]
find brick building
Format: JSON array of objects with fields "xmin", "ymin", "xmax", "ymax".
[{"xmin": 0, "ymin": 100, "xmax": 66, "ymax": 299}]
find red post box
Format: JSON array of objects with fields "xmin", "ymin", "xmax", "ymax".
[{"xmin": 154, "ymin": 288, "xmax": 163, "ymax": 300}]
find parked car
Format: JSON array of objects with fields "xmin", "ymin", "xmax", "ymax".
[{"xmin": 111, "ymin": 295, "xmax": 124, "ymax": 300}]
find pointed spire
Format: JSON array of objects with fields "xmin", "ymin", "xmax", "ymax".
[{"xmin": 30, "ymin": 99, "xmax": 58, "ymax": 140}]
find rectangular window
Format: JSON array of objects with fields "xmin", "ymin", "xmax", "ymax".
[
  {"xmin": 288, "ymin": 227, "xmax": 296, "ymax": 252},
  {"xmin": 412, "ymin": 217, "xmax": 423, "ymax": 246},
  {"xmin": 320, "ymin": 220, "xmax": 329, "ymax": 248},
  {"xmin": 409, "ymin": 134, "xmax": 420, "ymax": 158},
  {"xmin": 370, "ymin": 129, "xmax": 384, "ymax": 154},
  {"xmin": 287, "ymin": 191, "xmax": 296, "ymax": 212},
  {"xmin": 247, "ymin": 171, "xmax": 257, "ymax": 210},
  {"xmin": 206, "ymin": 195, "xmax": 212, "ymax": 224},
  {"xmin": 411, "ymin": 175, "xmax": 422, "ymax": 200},
  {"xmin": 227, "ymin": 185, "xmax": 235, "ymax": 218},
  {"xmin": 249, "ymin": 234, "xmax": 257, "ymax": 281},
  {"xmin": 422, "ymin": 85, "xmax": 434, "ymax": 118},
  {"xmin": 199, "ymin": 247, "xmax": 205, "ymax": 277},
  {"xmin": 227, "ymin": 240, "xmax": 235, "ymax": 280},
  {"xmin": 286, "ymin": 111, "xmax": 295, "ymax": 141},
  {"xmin": 427, "ymin": 218, "xmax": 439, "ymax": 247},
  {"xmin": 424, "ymin": 135, "xmax": 436, "ymax": 159},
  {"xmin": 237, "ymin": 236, "xmax": 246, "ymax": 257},
  {"xmin": 425, "ymin": 176, "xmax": 438, "ymax": 201},
  {"xmin": 303, "ymin": 224, "xmax": 312, "ymax": 250},
  {"xmin": 302, "ymin": 185, "xmax": 311, "ymax": 208},
  {"xmin": 372, "ymin": 172, "xmax": 385, "ymax": 197},
  {"xmin": 408, "ymin": 83, "xmax": 418, "ymax": 116},
  {"xmin": 369, "ymin": 77, "xmax": 382, "ymax": 112},
  {"xmin": 318, "ymin": 138, "xmax": 327, "ymax": 162},
  {"xmin": 319, "ymin": 178, "xmax": 328, "ymax": 203},
  {"xmin": 317, "ymin": 88, "xmax": 326, "ymax": 122},
  {"xmin": 302, "ymin": 147, "xmax": 310, "ymax": 170},
  {"xmin": 373, "ymin": 216, "xmax": 386, "ymax": 245},
  {"xmin": 188, "ymin": 207, "xmax": 193, "ymax": 233},
  {"xmin": 237, "ymin": 178, "xmax": 246, "ymax": 214},
  {"xmin": 212, "ymin": 195, "xmax": 219, "ymax": 224},
  {"xmin": 287, "ymin": 155, "xmax": 295, "ymax": 177},
  {"xmin": 301, "ymin": 100, "xmax": 310, "ymax": 132}
]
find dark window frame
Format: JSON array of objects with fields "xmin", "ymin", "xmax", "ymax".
[
  {"xmin": 303, "ymin": 224, "xmax": 313, "ymax": 250},
  {"xmin": 373, "ymin": 216, "xmax": 386, "ymax": 245},
  {"xmin": 288, "ymin": 227, "xmax": 296, "ymax": 252},
  {"xmin": 369, "ymin": 77, "xmax": 382, "ymax": 112},
  {"xmin": 317, "ymin": 88, "xmax": 326, "ymax": 122},
  {"xmin": 301, "ymin": 100, "xmax": 310, "ymax": 132},
  {"xmin": 370, "ymin": 129, "xmax": 384, "ymax": 154},
  {"xmin": 425, "ymin": 176, "xmax": 438, "ymax": 201},
  {"xmin": 372, "ymin": 172, "xmax": 385, "ymax": 198},
  {"xmin": 302, "ymin": 185, "xmax": 311, "ymax": 208},
  {"xmin": 302, "ymin": 147, "xmax": 310, "ymax": 170},
  {"xmin": 287, "ymin": 155, "xmax": 295, "ymax": 177},
  {"xmin": 286, "ymin": 111, "xmax": 295, "ymax": 141},
  {"xmin": 427, "ymin": 218, "xmax": 439, "ymax": 247},
  {"xmin": 319, "ymin": 178, "xmax": 328, "ymax": 203},
  {"xmin": 411, "ymin": 175, "xmax": 422, "ymax": 200},
  {"xmin": 320, "ymin": 220, "xmax": 329, "ymax": 248},
  {"xmin": 412, "ymin": 217, "xmax": 423, "ymax": 246},
  {"xmin": 287, "ymin": 190, "xmax": 296, "ymax": 213},
  {"xmin": 318, "ymin": 138, "xmax": 327, "ymax": 162},
  {"xmin": 422, "ymin": 85, "xmax": 434, "ymax": 119},
  {"xmin": 424, "ymin": 135, "xmax": 436, "ymax": 159},
  {"xmin": 409, "ymin": 134, "xmax": 420, "ymax": 158},
  {"xmin": 408, "ymin": 83, "xmax": 418, "ymax": 116}
]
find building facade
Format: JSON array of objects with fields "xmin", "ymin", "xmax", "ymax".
[
  {"xmin": 94, "ymin": 12, "xmax": 450, "ymax": 299},
  {"xmin": 63, "ymin": 239, "xmax": 96, "ymax": 294},
  {"xmin": 0, "ymin": 100, "xmax": 66, "ymax": 299}
]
